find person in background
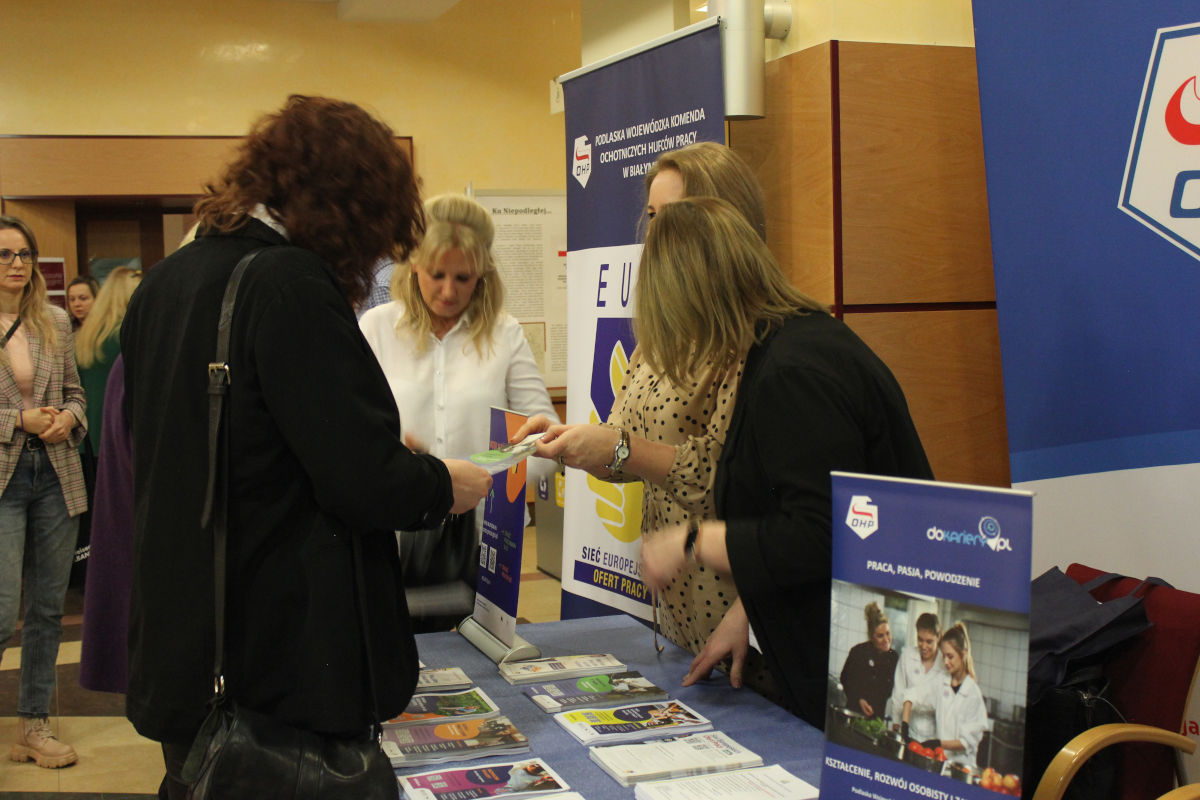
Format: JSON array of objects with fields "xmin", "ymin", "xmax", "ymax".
[
  {"xmin": 66, "ymin": 275, "xmax": 99, "ymax": 331},
  {"xmin": 638, "ymin": 198, "xmax": 932, "ymax": 727},
  {"xmin": 360, "ymin": 193, "xmax": 557, "ymax": 628},
  {"xmin": 120, "ymin": 95, "xmax": 491, "ymax": 799},
  {"xmin": 0, "ymin": 215, "xmax": 87, "ymax": 768},
  {"xmin": 75, "ymin": 266, "xmax": 141, "ymax": 482},
  {"xmin": 895, "ymin": 612, "xmax": 946, "ymax": 741},
  {"xmin": 356, "ymin": 256, "xmax": 394, "ymax": 318},
  {"xmin": 929, "ymin": 622, "xmax": 989, "ymax": 768},
  {"xmin": 839, "ymin": 601, "xmax": 899, "ymax": 719},
  {"xmin": 511, "ymin": 142, "xmax": 781, "ymax": 701}
]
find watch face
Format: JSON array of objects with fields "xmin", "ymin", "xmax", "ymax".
[{"xmin": 616, "ymin": 443, "xmax": 631, "ymax": 460}]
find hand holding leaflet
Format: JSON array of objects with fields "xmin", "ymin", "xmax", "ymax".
[{"xmin": 470, "ymin": 432, "xmax": 547, "ymax": 474}]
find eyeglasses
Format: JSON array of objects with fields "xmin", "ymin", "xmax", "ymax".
[{"xmin": 0, "ymin": 249, "xmax": 35, "ymax": 267}]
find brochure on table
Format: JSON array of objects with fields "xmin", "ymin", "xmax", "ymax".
[
  {"xmin": 821, "ymin": 472, "xmax": 1032, "ymax": 800},
  {"xmin": 471, "ymin": 407, "xmax": 531, "ymax": 648}
]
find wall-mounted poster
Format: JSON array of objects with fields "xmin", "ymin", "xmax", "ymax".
[{"xmin": 475, "ymin": 191, "xmax": 566, "ymax": 396}]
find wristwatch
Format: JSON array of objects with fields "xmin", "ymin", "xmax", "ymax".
[{"xmin": 607, "ymin": 426, "xmax": 631, "ymax": 475}]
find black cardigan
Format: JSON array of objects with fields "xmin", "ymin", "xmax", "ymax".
[
  {"xmin": 716, "ymin": 312, "xmax": 933, "ymax": 728},
  {"xmin": 122, "ymin": 220, "xmax": 453, "ymax": 742}
]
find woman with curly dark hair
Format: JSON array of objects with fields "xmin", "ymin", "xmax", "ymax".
[{"xmin": 120, "ymin": 95, "xmax": 492, "ymax": 799}]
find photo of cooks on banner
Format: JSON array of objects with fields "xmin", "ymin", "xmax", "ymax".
[{"xmin": 821, "ymin": 472, "xmax": 1033, "ymax": 799}]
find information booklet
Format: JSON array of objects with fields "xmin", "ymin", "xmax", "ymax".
[
  {"xmin": 397, "ymin": 758, "xmax": 571, "ymax": 799},
  {"xmin": 385, "ymin": 687, "xmax": 500, "ymax": 727},
  {"xmin": 416, "ymin": 667, "xmax": 473, "ymax": 694},
  {"xmin": 633, "ymin": 763, "xmax": 819, "ymax": 800},
  {"xmin": 498, "ymin": 653, "xmax": 625, "ymax": 685},
  {"xmin": 821, "ymin": 473, "xmax": 1032, "ymax": 800},
  {"xmin": 554, "ymin": 700, "xmax": 711, "ymax": 745},
  {"xmin": 588, "ymin": 730, "xmax": 761, "ymax": 786},
  {"xmin": 382, "ymin": 716, "xmax": 530, "ymax": 768},
  {"xmin": 523, "ymin": 670, "xmax": 668, "ymax": 712}
]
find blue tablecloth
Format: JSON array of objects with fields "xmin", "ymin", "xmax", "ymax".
[{"xmin": 406, "ymin": 614, "xmax": 826, "ymax": 798}]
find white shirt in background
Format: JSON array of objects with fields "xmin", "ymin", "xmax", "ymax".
[{"xmin": 359, "ymin": 301, "xmax": 559, "ymax": 534}]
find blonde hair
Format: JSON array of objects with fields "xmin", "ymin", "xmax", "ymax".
[
  {"xmin": 864, "ymin": 601, "xmax": 888, "ymax": 638},
  {"xmin": 643, "ymin": 142, "xmax": 767, "ymax": 241},
  {"xmin": 634, "ymin": 197, "xmax": 826, "ymax": 387},
  {"xmin": 391, "ymin": 193, "xmax": 503, "ymax": 357},
  {"xmin": 0, "ymin": 215, "xmax": 57, "ymax": 358},
  {"xmin": 940, "ymin": 622, "xmax": 976, "ymax": 680},
  {"xmin": 75, "ymin": 266, "xmax": 142, "ymax": 368}
]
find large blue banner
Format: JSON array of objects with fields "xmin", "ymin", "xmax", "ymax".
[
  {"xmin": 974, "ymin": 3, "xmax": 1200, "ymax": 483},
  {"xmin": 822, "ymin": 474, "xmax": 1032, "ymax": 800},
  {"xmin": 558, "ymin": 21, "xmax": 725, "ymax": 619}
]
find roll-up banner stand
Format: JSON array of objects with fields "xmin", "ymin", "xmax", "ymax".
[
  {"xmin": 558, "ymin": 19, "xmax": 725, "ymax": 619},
  {"xmin": 973, "ymin": 4, "xmax": 1200, "ymax": 586}
]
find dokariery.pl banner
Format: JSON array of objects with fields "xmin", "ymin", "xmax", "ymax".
[{"xmin": 559, "ymin": 20, "xmax": 725, "ymax": 619}]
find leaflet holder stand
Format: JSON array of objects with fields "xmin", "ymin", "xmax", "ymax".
[{"xmin": 457, "ymin": 615, "xmax": 541, "ymax": 664}]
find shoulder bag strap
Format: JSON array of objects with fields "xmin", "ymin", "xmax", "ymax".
[{"xmin": 202, "ymin": 247, "xmax": 265, "ymax": 697}]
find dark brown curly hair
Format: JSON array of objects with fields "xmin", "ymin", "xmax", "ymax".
[{"xmin": 195, "ymin": 95, "xmax": 423, "ymax": 307}]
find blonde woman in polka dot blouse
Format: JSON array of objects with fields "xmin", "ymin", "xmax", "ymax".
[{"xmin": 513, "ymin": 143, "xmax": 783, "ymax": 705}]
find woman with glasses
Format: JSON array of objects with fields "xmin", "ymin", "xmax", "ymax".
[{"xmin": 0, "ymin": 215, "xmax": 87, "ymax": 768}]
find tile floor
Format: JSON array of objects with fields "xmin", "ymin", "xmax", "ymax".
[{"xmin": 0, "ymin": 526, "xmax": 563, "ymax": 798}]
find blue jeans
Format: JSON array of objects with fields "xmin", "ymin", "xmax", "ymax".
[{"xmin": 0, "ymin": 446, "xmax": 78, "ymax": 718}]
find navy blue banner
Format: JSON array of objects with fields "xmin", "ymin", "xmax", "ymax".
[
  {"xmin": 563, "ymin": 22, "xmax": 726, "ymax": 251},
  {"xmin": 974, "ymin": 3, "xmax": 1200, "ymax": 482},
  {"xmin": 558, "ymin": 22, "xmax": 725, "ymax": 620}
]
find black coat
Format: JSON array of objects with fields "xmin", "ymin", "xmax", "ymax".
[
  {"xmin": 716, "ymin": 312, "xmax": 933, "ymax": 729},
  {"xmin": 122, "ymin": 220, "xmax": 453, "ymax": 743}
]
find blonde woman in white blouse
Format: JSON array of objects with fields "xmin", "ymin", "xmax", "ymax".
[{"xmin": 359, "ymin": 194, "xmax": 559, "ymax": 542}]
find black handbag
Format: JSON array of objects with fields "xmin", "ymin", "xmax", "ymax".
[{"xmin": 181, "ymin": 248, "xmax": 398, "ymax": 800}]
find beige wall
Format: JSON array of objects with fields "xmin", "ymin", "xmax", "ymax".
[
  {"xmin": 773, "ymin": 0, "xmax": 976, "ymax": 57},
  {"xmin": 1, "ymin": 0, "xmax": 580, "ymax": 197}
]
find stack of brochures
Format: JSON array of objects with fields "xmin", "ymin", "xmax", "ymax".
[
  {"xmin": 397, "ymin": 758, "xmax": 572, "ymax": 800},
  {"xmin": 385, "ymin": 687, "xmax": 500, "ymax": 727},
  {"xmin": 554, "ymin": 700, "xmax": 711, "ymax": 745},
  {"xmin": 633, "ymin": 763, "xmax": 819, "ymax": 799},
  {"xmin": 382, "ymin": 715, "xmax": 530, "ymax": 767},
  {"xmin": 498, "ymin": 653, "xmax": 625, "ymax": 685},
  {"xmin": 415, "ymin": 666, "xmax": 472, "ymax": 693},
  {"xmin": 523, "ymin": 670, "xmax": 668, "ymax": 712},
  {"xmin": 588, "ymin": 731, "xmax": 762, "ymax": 786}
]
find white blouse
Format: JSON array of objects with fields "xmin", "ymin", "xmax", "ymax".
[{"xmin": 359, "ymin": 302, "xmax": 559, "ymax": 530}]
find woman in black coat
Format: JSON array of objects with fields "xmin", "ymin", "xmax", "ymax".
[{"xmin": 121, "ymin": 95, "xmax": 492, "ymax": 799}]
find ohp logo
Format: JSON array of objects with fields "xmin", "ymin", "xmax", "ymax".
[
  {"xmin": 572, "ymin": 135, "xmax": 592, "ymax": 189},
  {"xmin": 1121, "ymin": 22, "xmax": 1200, "ymax": 259},
  {"xmin": 845, "ymin": 495, "xmax": 878, "ymax": 540}
]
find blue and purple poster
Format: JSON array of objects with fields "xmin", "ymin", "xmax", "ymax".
[
  {"xmin": 472, "ymin": 408, "xmax": 531, "ymax": 647},
  {"xmin": 821, "ymin": 473, "xmax": 1032, "ymax": 800}
]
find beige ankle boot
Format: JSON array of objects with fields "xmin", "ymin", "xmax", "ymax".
[{"xmin": 11, "ymin": 717, "xmax": 78, "ymax": 768}]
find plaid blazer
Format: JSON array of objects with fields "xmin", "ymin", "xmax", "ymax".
[{"xmin": 0, "ymin": 304, "xmax": 87, "ymax": 516}]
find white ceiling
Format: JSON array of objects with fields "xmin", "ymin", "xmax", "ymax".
[{"xmin": 287, "ymin": 0, "xmax": 462, "ymax": 23}]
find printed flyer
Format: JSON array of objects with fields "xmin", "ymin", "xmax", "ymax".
[{"xmin": 821, "ymin": 472, "xmax": 1032, "ymax": 799}]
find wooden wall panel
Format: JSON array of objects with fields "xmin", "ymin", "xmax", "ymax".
[
  {"xmin": 0, "ymin": 136, "xmax": 414, "ymax": 199},
  {"xmin": 838, "ymin": 42, "xmax": 995, "ymax": 305},
  {"xmin": 0, "ymin": 138, "xmax": 241, "ymax": 198},
  {"xmin": 844, "ymin": 309, "xmax": 1010, "ymax": 487},
  {"xmin": 0, "ymin": 199, "xmax": 78, "ymax": 279},
  {"xmin": 730, "ymin": 42, "xmax": 836, "ymax": 306}
]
